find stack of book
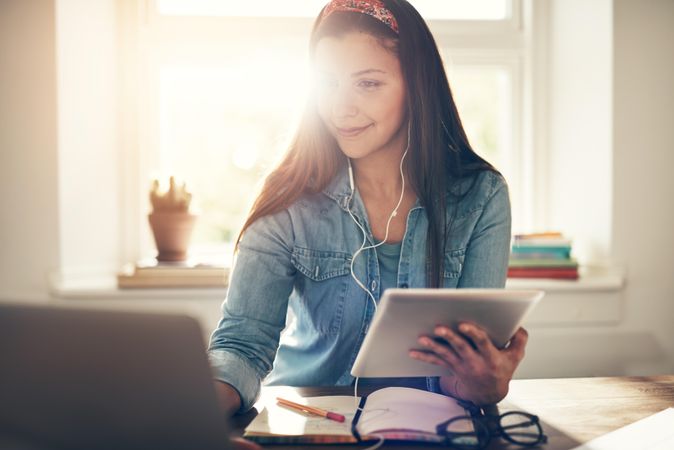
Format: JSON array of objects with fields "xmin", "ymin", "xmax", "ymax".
[
  {"xmin": 117, "ymin": 259, "xmax": 229, "ymax": 289},
  {"xmin": 508, "ymin": 232, "xmax": 579, "ymax": 280}
]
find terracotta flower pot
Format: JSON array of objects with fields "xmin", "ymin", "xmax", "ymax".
[{"xmin": 148, "ymin": 212, "xmax": 197, "ymax": 262}]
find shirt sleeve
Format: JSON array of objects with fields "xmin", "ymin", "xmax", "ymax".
[
  {"xmin": 207, "ymin": 209, "xmax": 296, "ymax": 412},
  {"xmin": 457, "ymin": 174, "xmax": 512, "ymax": 288}
]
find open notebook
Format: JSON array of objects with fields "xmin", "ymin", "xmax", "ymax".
[{"xmin": 244, "ymin": 386, "xmax": 472, "ymax": 444}]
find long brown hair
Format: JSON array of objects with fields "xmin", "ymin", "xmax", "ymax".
[{"xmin": 237, "ymin": 0, "xmax": 497, "ymax": 287}]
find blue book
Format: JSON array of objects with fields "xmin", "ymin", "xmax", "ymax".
[{"xmin": 511, "ymin": 246, "xmax": 571, "ymax": 259}]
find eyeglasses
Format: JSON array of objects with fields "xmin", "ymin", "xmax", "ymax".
[{"xmin": 435, "ymin": 402, "xmax": 548, "ymax": 449}]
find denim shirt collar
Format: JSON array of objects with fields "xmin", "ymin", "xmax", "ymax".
[{"xmin": 321, "ymin": 164, "xmax": 353, "ymax": 211}]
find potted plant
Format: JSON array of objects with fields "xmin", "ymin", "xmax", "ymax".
[{"xmin": 148, "ymin": 176, "xmax": 197, "ymax": 262}]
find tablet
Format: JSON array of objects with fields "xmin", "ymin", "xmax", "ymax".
[{"xmin": 350, "ymin": 288, "xmax": 544, "ymax": 378}]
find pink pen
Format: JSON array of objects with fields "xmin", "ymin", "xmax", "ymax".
[{"xmin": 276, "ymin": 397, "xmax": 346, "ymax": 423}]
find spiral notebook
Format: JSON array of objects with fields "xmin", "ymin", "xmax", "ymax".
[{"xmin": 244, "ymin": 386, "xmax": 472, "ymax": 444}]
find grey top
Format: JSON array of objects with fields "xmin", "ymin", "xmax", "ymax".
[{"xmin": 377, "ymin": 241, "xmax": 402, "ymax": 293}]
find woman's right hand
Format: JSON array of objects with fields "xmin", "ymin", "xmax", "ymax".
[
  {"xmin": 213, "ymin": 381, "xmax": 262, "ymax": 449},
  {"xmin": 409, "ymin": 323, "xmax": 528, "ymax": 405},
  {"xmin": 213, "ymin": 380, "xmax": 243, "ymax": 418}
]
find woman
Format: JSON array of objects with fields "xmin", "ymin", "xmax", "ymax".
[{"xmin": 209, "ymin": 0, "xmax": 528, "ymax": 417}]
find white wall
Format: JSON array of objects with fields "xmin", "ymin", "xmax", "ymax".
[
  {"xmin": 0, "ymin": 0, "xmax": 60, "ymax": 302},
  {"xmin": 517, "ymin": 0, "xmax": 674, "ymax": 379},
  {"xmin": 545, "ymin": 0, "xmax": 613, "ymax": 265},
  {"xmin": 0, "ymin": 0, "xmax": 122, "ymax": 300},
  {"xmin": 56, "ymin": 0, "xmax": 122, "ymax": 278},
  {"xmin": 611, "ymin": 0, "xmax": 674, "ymax": 371}
]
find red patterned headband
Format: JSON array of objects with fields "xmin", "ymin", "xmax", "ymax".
[{"xmin": 319, "ymin": 0, "xmax": 399, "ymax": 34}]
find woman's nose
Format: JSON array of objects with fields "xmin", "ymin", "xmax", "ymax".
[{"xmin": 332, "ymin": 89, "xmax": 358, "ymax": 119}]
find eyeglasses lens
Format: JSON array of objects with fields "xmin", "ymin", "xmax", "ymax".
[
  {"xmin": 499, "ymin": 412, "xmax": 543, "ymax": 445},
  {"xmin": 443, "ymin": 416, "xmax": 488, "ymax": 449}
]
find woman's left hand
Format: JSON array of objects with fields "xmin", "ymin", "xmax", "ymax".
[{"xmin": 409, "ymin": 323, "xmax": 528, "ymax": 405}]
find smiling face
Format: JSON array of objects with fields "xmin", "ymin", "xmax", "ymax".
[{"xmin": 314, "ymin": 32, "xmax": 407, "ymax": 161}]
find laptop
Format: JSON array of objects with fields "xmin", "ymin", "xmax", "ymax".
[{"xmin": 0, "ymin": 302, "xmax": 232, "ymax": 450}]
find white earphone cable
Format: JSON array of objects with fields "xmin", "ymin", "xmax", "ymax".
[
  {"xmin": 347, "ymin": 121, "xmax": 411, "ymax": 315},
  {"xmin": 348, "ymin": 122, "xmax": 411, "ymax": 444}
]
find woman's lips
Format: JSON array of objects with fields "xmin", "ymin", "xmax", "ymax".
[{"xmin": 336, "ymin": 124, "xmax": 372, "ymax": 138}]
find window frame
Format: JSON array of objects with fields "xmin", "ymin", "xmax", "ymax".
[{"xmin": 121, "ymin": 0, "xmax": 541, "ymax": 261}]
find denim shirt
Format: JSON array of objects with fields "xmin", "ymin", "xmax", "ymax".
[{"xmin": 208, "ymin": 166, "xmax": 511, "ymax": 412}]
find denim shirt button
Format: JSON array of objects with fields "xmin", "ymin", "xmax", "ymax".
[{"xmin": 370, "ymin": 280, "xmax": 377, "ymax": 291}]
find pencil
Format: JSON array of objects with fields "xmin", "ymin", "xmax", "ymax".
[{"xmin": 276, "ymin": 397, "xmax": 346, "ymax": 423}]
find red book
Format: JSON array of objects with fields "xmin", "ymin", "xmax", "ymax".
[{"xmin": 508, "ymin": 267, "xmax": 579, "ymax": 280}]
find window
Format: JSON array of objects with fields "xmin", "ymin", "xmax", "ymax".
[
  {"xmin": 126, "ymin": 0, "xmax": 532, "ymax": 260},
  {"xmin": 156, "ymin": 0, "xmax": 510, "ymax": 20}
]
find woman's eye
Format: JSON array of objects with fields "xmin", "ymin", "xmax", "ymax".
[{"xmin": 357, "ymin": 80, "xmax": 381, "ymax": 89}]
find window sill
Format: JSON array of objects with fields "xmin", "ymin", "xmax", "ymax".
[
  {"xmin": 50, "ymin": 266, "xmax": 624, "ymax": 327},
  {"xmin": 505, "ymin": 265, "xmax": 625, "ymax": 292},
  {"xmin": 50, "ymin": 273, "xmax": 227, "ymax": 301},
  {"xmin": 51, "ymin": 265, "xmax": 624, "ymax": 301}
]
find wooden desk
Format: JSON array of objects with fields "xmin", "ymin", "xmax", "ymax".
[{"xmin": 233, "ymin": 375, "xmax": 674, "ymax": 449}]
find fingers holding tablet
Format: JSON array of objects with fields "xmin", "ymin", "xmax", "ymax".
[
  {"xmin": 410, "ymin": 322, "xmax": 496, "ymax": 368},
  {"xmin": 504, "ymin": 327, "xmax": 529, "ymax": 363},
  {"xmin": 407, "ymin": 348, "xmax": 452, "ymax": 368},
  {"xmin": 426, "ymin": 325, "xmax": 530, "ymax": 405}
]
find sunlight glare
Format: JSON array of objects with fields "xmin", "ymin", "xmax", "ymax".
[{"xmin": 231, "ymin": 143, "xmax": 260, "ymax": 171}]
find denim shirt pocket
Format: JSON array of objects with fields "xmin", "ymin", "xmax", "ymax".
[
  {"xmin": 442, "ymin": 248, "xmax": 466, "ymax": 288},
  {"xmin": 290, "ymin": 247, "xmax": 351, "ymax": 334}
]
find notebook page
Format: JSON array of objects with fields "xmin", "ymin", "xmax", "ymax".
[
  {"xmin": 246, "ymin": 394, "xmax": 357, "ymax": 437},
  {"xmin": 357, "ymin": 387, "xmax": 472, "ymax": 436}
]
